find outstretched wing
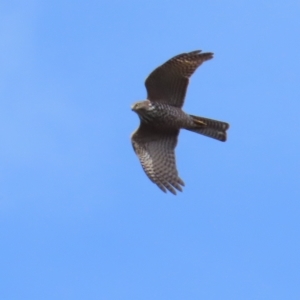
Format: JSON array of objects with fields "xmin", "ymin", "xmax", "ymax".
[
  {"xmin": 131, "ymin": 124, "xmax": 184, "ymax": 195},
  {"xmin": 145, "ymin": 50, "xmax": 213, "ymax": 108}
]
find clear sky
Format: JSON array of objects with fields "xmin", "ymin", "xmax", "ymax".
[{"xmin": 1, "ymin": 1, "xmax": 300, "ymax": 299}]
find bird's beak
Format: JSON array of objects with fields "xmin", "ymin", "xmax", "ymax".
[{"xmin": 131, "ymin": 104, "xmax": 136, "ymax": 111}]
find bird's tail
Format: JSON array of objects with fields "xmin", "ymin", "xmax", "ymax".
[{"xmin": 187, "ymin": 115, "xmax": 229, "ymax": 142}]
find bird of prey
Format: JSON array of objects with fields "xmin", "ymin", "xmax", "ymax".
[{"xmin": 131, "ymin": 50, "xmax": 229, "ymax": 194}]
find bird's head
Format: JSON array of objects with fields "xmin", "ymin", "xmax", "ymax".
[{"xmin": 131, "ymin": 100, "xmax": 155, "ymax": 113}]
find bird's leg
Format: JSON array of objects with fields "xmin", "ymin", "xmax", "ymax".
[{"xmin": 192, "ymin": 119, "xmax": 207, "ymax": 127}]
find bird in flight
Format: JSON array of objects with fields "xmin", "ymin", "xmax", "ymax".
[{"xmin": 131, "ymin": 50, "xmax": 229, "ymax": 195}]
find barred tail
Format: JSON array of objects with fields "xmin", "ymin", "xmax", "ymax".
[{"xmin": 187, "ymin": 115, "xmax": 229, "ymax": 142}]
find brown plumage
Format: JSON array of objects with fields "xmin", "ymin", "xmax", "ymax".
[{"xmin": 131, "ymin": 50, "xmax": 229, "ymax": 194}]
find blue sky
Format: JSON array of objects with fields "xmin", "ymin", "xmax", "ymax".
[{"xmin": 1, "ymin": 1, "xmax": 300, "ymax": 299}]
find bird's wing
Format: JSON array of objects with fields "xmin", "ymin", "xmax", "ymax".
[
  {"xmin": 145, "ymin": 50, "xmax": 213, "ymax": 108},
  {"xmin": 131, "ymin": 124, "xmax": 184, "ymax": 194}
]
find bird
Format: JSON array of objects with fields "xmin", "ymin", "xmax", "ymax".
[{"xmin": 131, "ymin": 50, "xmax": 229, "ymax": 195}]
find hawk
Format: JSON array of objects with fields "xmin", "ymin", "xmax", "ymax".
[{"xmin": 131, "ymin": 50, "xmax": 229, "ymax": 194}]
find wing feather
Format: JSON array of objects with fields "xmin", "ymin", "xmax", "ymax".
[
  {"xmin": 145, "ymin": 50, "xmax": 213, "ymax": 107},
  {"xmin": 131, "ymin": 124, "xmax": 184, "ymax": 195}
]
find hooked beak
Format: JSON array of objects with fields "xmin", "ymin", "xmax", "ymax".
[{"xmin": 131, "ymin": 104, "xmax": 136, "ymax": 111}]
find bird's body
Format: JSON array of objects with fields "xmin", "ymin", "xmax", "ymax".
[
  {"xmin": 132, "ymin": 101, "xmax": 193, "ymax": 129},
  {"xmin": 131, "ymin": 50, "xmax": 229, "ymax": 194}
]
